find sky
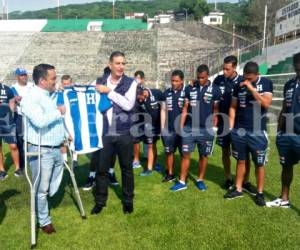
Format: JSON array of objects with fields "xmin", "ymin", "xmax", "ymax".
[{"xmin": 4, "ymin": 0, "xmax": 239, "ymax": 12}]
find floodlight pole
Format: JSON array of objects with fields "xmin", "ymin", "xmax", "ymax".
[
  {"xmin": 263, "ymin": 5, "xmax": 268, "ymax": 49},
  {"xmin": 112, "ymin": 0, "xmax": 116, "ymax": 19},
  {"xmin": 57, "ymin": 0, "xmax": 60, "ymax": 19}
]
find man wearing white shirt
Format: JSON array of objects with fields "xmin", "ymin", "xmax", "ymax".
[
  {"xmin": 92, "ymin": 51, "xmax": 138, "ymax": 215},
  {"xmin": 11, "ymin": 68, "xmax": 34, "ymax": 172}
]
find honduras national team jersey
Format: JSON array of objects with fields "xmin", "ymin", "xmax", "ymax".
[{"xmin": 63, "ymin": 85, "xmax": 104, "ymax": 154}]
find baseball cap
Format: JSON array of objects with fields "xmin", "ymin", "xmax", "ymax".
[{"xmin": 15, "ymin": 68, "xmax": 27, "ymax": 76}]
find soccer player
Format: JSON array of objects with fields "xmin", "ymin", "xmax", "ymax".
[
  {"xmin": 11, "ymin": 68, "xmax": 34, "ymax": 175},
  {"xmin": 213, "ymin": 56, "xmax": 255, "ymax": 192},
  {"xmin": 266, "ymin": 52, "xmax": 300, "ymax": 208},
  {"xmin": 170, "ymin": 64, "xmax": 221, "ymax": 191},
  {"xmin": 132, "ymin": 70, "xmax": 146, "ymax": 169},
  {"xmin": 224, "ymin": 62, "xmax": 273, "ymax": 206},
  {"xmin": 137, "ymin": 86, "xmax": 164, "ymax": 176},
  {"xmin": 161, "ymin": 70, "xmax": 185, "ymax": 182},
  {"xmin": 0, "ymin": 81, "xmax": 21, "ymax": 180}
]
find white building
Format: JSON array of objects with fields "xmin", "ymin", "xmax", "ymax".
[{"xmin": 203, "ymin": 11, "xmax": 224, "ymax": 25}]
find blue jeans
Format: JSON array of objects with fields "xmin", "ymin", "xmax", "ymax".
[{"xmin": 29, "ymin": 145, "xmax": 64, "ymax": 227}]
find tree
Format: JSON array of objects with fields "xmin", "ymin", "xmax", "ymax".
[{"xmin": 179, "ymin": 0, "xmax": 209, "ymax": 20}]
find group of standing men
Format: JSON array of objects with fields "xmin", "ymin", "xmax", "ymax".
[{"xmin": 1, "ymin": 51, "xmax": 300, "ymax": 234}]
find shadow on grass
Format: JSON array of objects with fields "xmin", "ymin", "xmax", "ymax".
[{"xmin": 0, "ymin": 189, "xmax": 20, "ymax": 224}]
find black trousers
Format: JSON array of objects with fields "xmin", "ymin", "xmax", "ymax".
[
  {"xmin": 15, "ymin": 114, "xmax": 24, "ymax": 169},
  {"xmin": 95, "ymin": 134, "xmax": 134, "ymax": 206}
]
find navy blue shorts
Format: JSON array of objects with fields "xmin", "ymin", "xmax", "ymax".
[
  {"xmin": 276, "ymin": 133, "xmax": 300, "ymax": 167},
  {"xmin": 181, "ymin": 127, "xmax": 215, "ymax": 156},
  {"xmin": 231, "ymin": 129, "xmax": 268, "ymax": 167},
  {"xmin": 161, "ymin": 131, "xmax": 182, "ymax": 154},
  {"xmin": 133, "ymin": 135, "xmax": 159, "ymax": 145},
  {"xmin": 0, "ymin": 124, "xmax": 17, "ymax": 145},
  {"xmin": 216, "ymin": 126, "xmax": 231, "ymax": 148}
]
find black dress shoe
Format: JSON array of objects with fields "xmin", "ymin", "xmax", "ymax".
[
  {"xmin": 123, "ymin": 203, "xmax": 133, "ymax": 214},
  {"xmin": 91, "ymin": 205, "xmax": 104, "ymax": 215}
]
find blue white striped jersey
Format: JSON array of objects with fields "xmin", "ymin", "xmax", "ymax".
[{"xmin": 63, "ymin": 85, "xmax": 103, "ymax": 154}]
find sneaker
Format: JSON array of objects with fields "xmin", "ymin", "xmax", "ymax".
[
  {"xmin": 154, "ymin": 163, "xmax": 162, "ymax": 172},
  {"xmin": 73, "ymin": 160, "xmax": 78, "ymax": 169},
  {"xmin": 132, "ymin": 161, "xmax": 142, "ymax": 169},
  {"xmin": 139, "ymin": 170, "xmax": 153, "ymax": 176},
  {"xmin": 224, "ymin": 188, "xmax": 243, "ymax": 200},
  {"xmin": 255, "ymin": 193, "xmax": 266, "ymax": 207},
  {"xmin": 162, "ymin": 174, "xmax": 176, "ymax": 183},
  {"xmin": 242, "ymin": 182, "xmax": 257, "ymax": 196},
  {"xmin": 224, "ymin": 179, "xmax": 234, "ymax": 190},
  {"xmin": 0, "ymin": 171, "xmax": 8, "ymax": 180},
  {"xmin": 266, "ymin": 198, "xmax": 290, "ymax": 208},
  {"xmin": 14, "ymin": 169, "xmax": 23, "ymax": 177},
  {"xmin": 83, "ymin": 177, "xmax": 95, "ymax": 191},
  {"xmin": 109, "ymin": 172, "xmax": 119, "ymax": 186},
  {"xmin": 170, "ymin": 182, "xmax": 187, "ymax": 192},
  {"xmin": 196, "ymin": 180, "xmax": 207, "ymax": 191}
]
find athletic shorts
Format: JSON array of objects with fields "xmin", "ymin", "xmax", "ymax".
[
  {"xmin": 231, "ymin": 128, "xmax": 268, "ymax": 167},
  {"xmin": 181, "ymin": 127, "xmax": 215, "ymax": 156},
  {"xmin": 276, "ymin": 133, "xmax": 300, "ymax": 167}
]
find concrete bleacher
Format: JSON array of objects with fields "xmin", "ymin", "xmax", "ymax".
[
  {"xmin": 4, "ymin": 32, "xmax": 105, "ymax": 84},
  {"xmin": 0, "ymin": 32, "xmax": 36, "ymax": 82}
]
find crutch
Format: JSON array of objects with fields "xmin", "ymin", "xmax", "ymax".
[
  {"xmin": 23, "ymin": 116, "xmax": 41, "ymax": 249},
  {"xmin": 63, "ymin": 141, "xmax": 86, "ymax": 219}
]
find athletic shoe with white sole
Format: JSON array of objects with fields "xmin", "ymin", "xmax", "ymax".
[
  {"xmin": 170, "ymin": 182, "xmax": 187, "ymax": 192},
  {"xmin": 266, "ymin": 198, "xmax": 291, "ymax": 208}
]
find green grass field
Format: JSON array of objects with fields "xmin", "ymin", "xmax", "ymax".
[{"xmin": 1, "ymin": 135, "xmax": 300, "ymax": 250}]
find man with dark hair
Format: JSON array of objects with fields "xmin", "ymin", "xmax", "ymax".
[
  {"xmin": 21, "ymin": 63, "xmax": 66, "ymax": 234},
  {"xmin": 224, "ymin": 61, "xmax": 273, "ymax": 206},
  {"xmin": 92, "ymin": 51, "xmax": 138, "ymax": 215},
  {"xmin": 132, "ymin": 70, "xmax": 146, "ymax": 169},
  {"xmin": 161, "ymin": 70, "xmax": 185, "ymax": 182},
  {"xmin": 170, "ymin": 64, "xmax": 221, "ymax": 191},
  {"xmin": 135, "ymin": 85, "xmax": 164, "ymax": 176},
  {"xmin": 213, "ymin": 56, "xmax": 255, "ymax": 193},
  {"xmin": 267, "ymin": 52, "xmax": 300, "ymax": 208}
]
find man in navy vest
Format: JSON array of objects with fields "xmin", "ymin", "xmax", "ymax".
[
  {"xmin": 161, "ymin": 70, "xmax": 185, "ymax": 182},
  {"xmin": 92, "ymin": 51, "xmax": 138, "ymax": 215},
  {"xmin": 213, "ymin": 56, "xmax": 256, "ymax": 194},
  {"xmin": 224, "ymin": 62, "xmax": 273, "ymax": 206},
  {"xmin": 267, "ymin": 53, "xmax": 300, "ymax": 208}
]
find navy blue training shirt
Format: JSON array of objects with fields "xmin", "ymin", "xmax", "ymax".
[
  {"xmin": 185, "ymin": 81, "xmax": 221, "ymax": 128},
  {"xmin": 281, "ymin": 77, "xmax": 300, "ymax": 134},
  {"xmin": 233, "ymin": 76, "xmax": 273, "ymax": 132},
  {"xmin": 162, "ymin": 85, "xmax": 186, "ymax": 132},
  {"xmin": 0, "ymin": 83, "xmax": 15, "ymax": 126}
]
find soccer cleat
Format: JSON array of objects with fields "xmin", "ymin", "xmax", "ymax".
[
  {"xmin": 162, "ymin": 174, "xmax": 176, "ymax": 183},
  {"xmin": 242, "ymin": 182, "xmax": 257, "ymax": 196},
  {"xmin": 83, "ymin": 177, "xmax": 95, "ymax": 191},
  {"xmin": 170, "ymin": 182, "xmax": 187, "ymax": 192},
  {"xmin": 255, "ymin": 193, "xmax": 266, "ymax": 207},
  {"xmin": 0, "ymin": 171, "xmax": 8, "ymax": 180},
  {"xmin": 224, "ymin": 188, "xmax": 243, "ymax": 199},
  {"xmin": 132, "ymin": 161, "xmax": 142, "ymax": 169},
  {"xmin": 196, "ymin": 180, "xmax": 207, "ymax": 191},
  {"xmin": 224, "ymin": 179, "xmax": 234, "ymax": 190},
  {"xmin": 139, "ymin": 170, "xmax": 153, "ymax": 176},
  {"xmin": 154, "ymin": 163, "xmax": 162, "ymax": 172},
  {"xmin": 14, "ymin": 169, "xmax": 23, "ymax": 177},
  {"xmin": 109, "ymin": 172, "xmax": 119, "ymax": 186},
  {"xmin": 266, "ymin": 198, "xmax": 290, "ymax": 208}
]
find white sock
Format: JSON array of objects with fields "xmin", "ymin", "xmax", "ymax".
[
  {"xmin": 179, "ymin": 180, "xmax": 185, "ymax": 185},
  {"xmin": 72, "ymin": 153, "xmax": 78, "ymax": 161},
  {"xmin": 89, "ymin": 172, "xmax": 96, "ymax": 178},
  {"xmin": 63, "ymin": 153, "xmax": 68, "ymax": 162},
  {"xmin": 108, "ymin": 168, "xmax": 114, "ymax": 174},
  {"xmin": 197, "ymin": 179, "xmax": 203, "ymax": 182}
]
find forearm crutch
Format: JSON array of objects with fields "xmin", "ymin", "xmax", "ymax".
[
  {"xmin": 63, "ymin": 142, "xmax": 86, "ymax": 219},
  {"xmin": 23, "ymin": 116, "xmax": 41, "ymax": 249}
]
